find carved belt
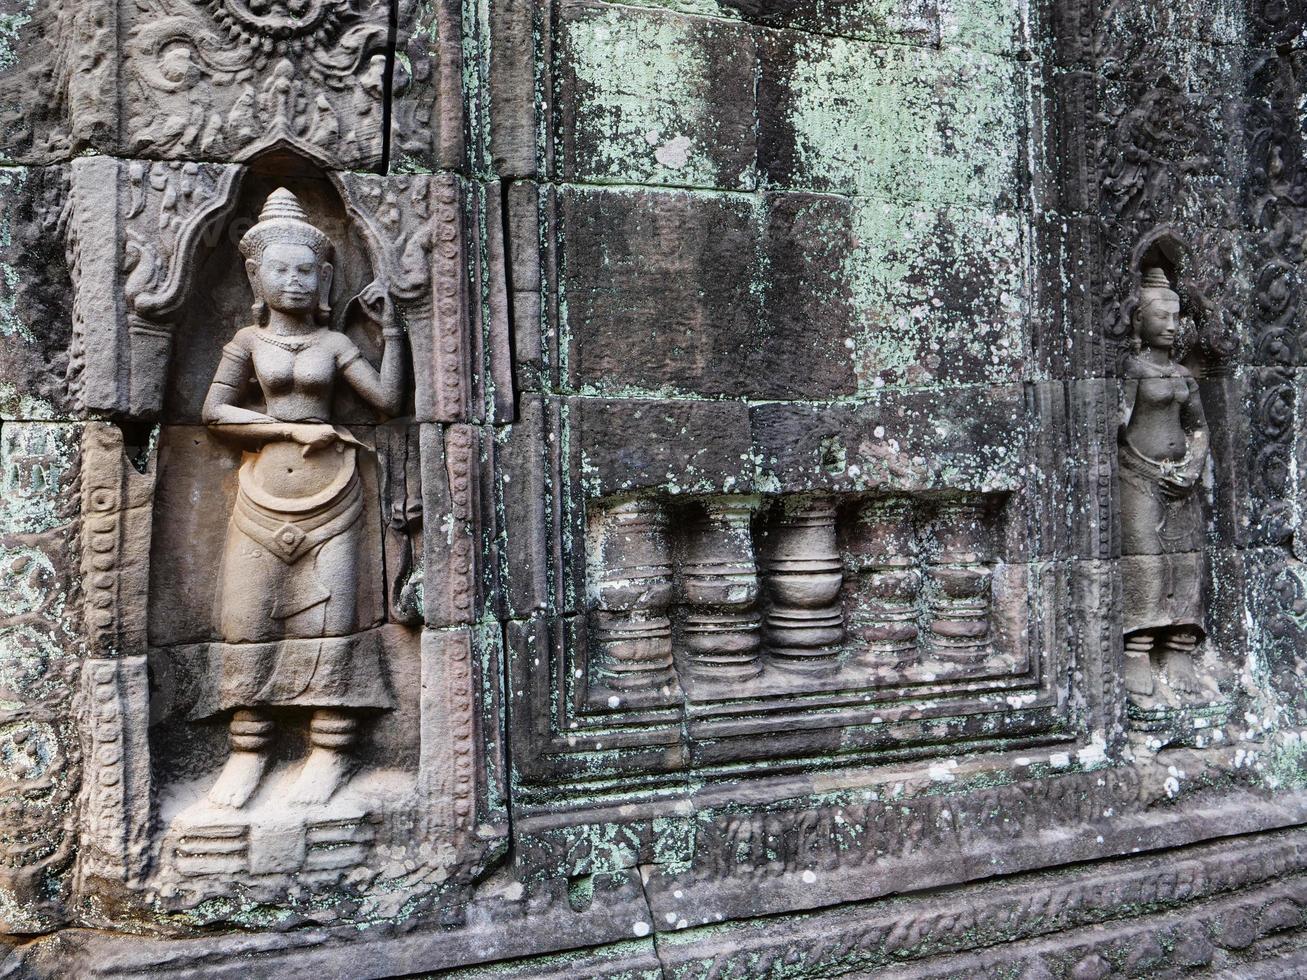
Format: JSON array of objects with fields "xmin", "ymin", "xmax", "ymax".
[
  {"xmin": 1118, "ymin": 440, "xmax": 1194, "ymax": 493},
  {"xmin": 233, "ymin": 468, "xmax": 363, "ymax": 565}
]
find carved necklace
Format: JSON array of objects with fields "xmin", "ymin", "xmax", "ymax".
[{"xmin": 255, "ymin": 328, "xmax": 319, "ymax": 353}]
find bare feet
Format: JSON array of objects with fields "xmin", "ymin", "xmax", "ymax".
[
  {"xmin": 1162, "ymin": 648, "xmax": 1205, "ymax": 701},
  {"xmin": 1125, "ymin": 652, "xmax": 1154, "ymax": 699},
  {"xmin": 208, "ymin": 750, "xmax": 269, "ymax": 808},
  {"xmin": 287, "ymin": 746, "xmax": 353, "ymax": 805}
]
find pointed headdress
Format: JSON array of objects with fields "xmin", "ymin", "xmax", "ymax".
[{"xmin": 239, "ymin": 188, "xmax": 332, "ymax": 262}]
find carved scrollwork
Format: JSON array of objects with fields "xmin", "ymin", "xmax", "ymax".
[
  {"xmin": 122, "ymin": 161, "xmax": 245, "ymax": 320},
  {"xmin": 122, "ymin": 0, "xmax": 389, "ymax": 165}
]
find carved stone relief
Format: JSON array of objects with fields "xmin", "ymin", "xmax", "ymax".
[
  {"xmin": 1118, "ymin": 265, "xmax": 1222, "ymax": 719},
  {"xmin": 583, "ymin": 489, "xmax": 1014, "ymax": 697},
  {"xmin": 5, "ymin": 0, "xmax": 1307, "ymax": 973},
  {"xmin": 51, "ymin": 151, "xmax": 508, "ymax": 924}
]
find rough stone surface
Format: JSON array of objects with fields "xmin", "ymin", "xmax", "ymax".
[{"xmin": 1, "ymin": 0, "xmax": 1307, "ymax": 976}]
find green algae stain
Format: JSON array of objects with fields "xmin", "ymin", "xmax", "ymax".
[
  {"xmin": 844, "ymin": 199, "xmax": 1028, "ymax": 391},
  {"xmin": 0, "ymin": 423, "xmax": 77, "ymax": 536},
  {"xmin": 782, "ymin": 37, "xmax": 1023, "ymax": 210},
  {"xmin": 0, "ymin": 1, "xmax": 34, "ymax": 74},
  {"xmin": 566, "ymin": 8, "xmax": 729, "ymax": 188},
  {"xmin": 937, "ymin": 0, "xmax": 1026, "ymax": 56},
  {"xmin": 0, "ymin": 168, "xmax": 33, "ymax": 344}
]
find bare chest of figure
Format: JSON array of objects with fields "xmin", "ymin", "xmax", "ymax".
[
  {"xmin": 248, "ymin": 333, "xmax": 351, "ymax": 499},
  {"xmin": 1130, "ymin": 375, "xmax": 1189, "ymax": 461},
  {"xmin": 1136, "ymin": 374, "xmax": 1189, "ymax": 409},
  {"xmin": 250, "ymin": 331, "xmax": 337, "ymax": 422}
]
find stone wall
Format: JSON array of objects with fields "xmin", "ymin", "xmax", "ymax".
[{"xmin": 0, "ymin": 0, "xmax": 1305, "ymax": 976}]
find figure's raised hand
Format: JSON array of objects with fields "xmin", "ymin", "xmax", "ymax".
[{"xmin": 359, "ymin": 279, "xmax": 395, "ymax": 331}]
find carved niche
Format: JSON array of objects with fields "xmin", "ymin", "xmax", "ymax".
[
  {"xmin": 65, "ymin": 153, "xmax": 507, "ymax": 924},
  {"xmin": 502, "ymin": 387, "xmax": 1069, "ymax": 810},
  {"xmin": 1117, "ymin": 261, "xmax": 1226, "ymax": 728}
]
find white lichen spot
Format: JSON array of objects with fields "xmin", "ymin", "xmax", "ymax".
[
  {"xmin": 1076, "ymin": 731, "xmax": 1108, "ymax": 767},
  {"xmin": 654, "ymin": 134, "xmax": 692, "ymax": 170}
]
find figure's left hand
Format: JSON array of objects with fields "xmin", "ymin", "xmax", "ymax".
[{"xmin": 359, "ymin": 280, "xmax": 395, "ymax": 330}]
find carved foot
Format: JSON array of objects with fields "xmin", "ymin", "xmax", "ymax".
[
  {"xmin": 1161, "ymin": 647, "xmax": 1218, "ymax": 705},
  {"xmin": 1124, "ymin": 653, "xmax": 1154, "ymax": 699},
  {"xmin": 289, "ymin": 709, "xmax": 359, "ymax": 805},
  {"xmin": 288, "ymin": 747, "xmax": 353, "ymax": 805},
  {"xmin": 208, "ymin": 751, "xmax": 269, "ymax": 809}
]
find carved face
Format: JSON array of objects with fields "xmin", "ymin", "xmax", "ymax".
[
  {"xmin": 1136, "ymin": 293, "xmax": 1181, "ymax": 352},
  {"xmin": 249, "ymin": 242, "xmax": 327, "ymax": 316}
]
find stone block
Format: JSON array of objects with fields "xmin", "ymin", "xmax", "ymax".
[
  {"xmin": 572, "ymin": 396, "xmax": 754, "ymax": 497},
  {"xmin": 840, "ymin": 199, "xmax": 1030, "ymax": 389},
  {"xmin": 749, "ymin": 385, "xmax": 1027, "ymax": 494},
  {"xmin": 558, "ymin": 1, "xmax": 758, "ymax": 189},
  {"xmin": 0, "ymin": 4, "xmax": 114, "ymax": 164},
  {"xmin": 759, "ymin": 32, "xmax": 1027, "ymax": 209},
  {"xmin": 560, "ymin": 185, "xmax": 764, "ymax": 397},
  {"xmin": 487, "ymin": 0, "xmax": 542, "ymax": 177},
  {"xmin": 0, "ymin": 421, "xmax": 82, "ymax": 931},
  {"xmin": 0, "ymin": 166, "xmax": 74, "ymax": 420},
  {"xmin": 499, "ymin": 396, "xmax": 552, "ymax": 618},
  {"xmin": 393, "ymin": 0, "xmax": 467, "ymax": 172}
]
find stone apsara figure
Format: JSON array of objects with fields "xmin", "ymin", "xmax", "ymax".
[
  {"xmin": 198, "ymin": 189, "xmax": 405, "ymax": 808},
  {"xmin": 1118, "ymin": 266, "xmax": 1214, "ymax": 708}
]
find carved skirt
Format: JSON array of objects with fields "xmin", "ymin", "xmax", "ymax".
[
  {"xmin": 195, "ymin": 442, "xmax": 391, "ymax": 718},
  {"xmin": 1119, "ymin": 445, "xmax": 1205, "ymax": 637}
]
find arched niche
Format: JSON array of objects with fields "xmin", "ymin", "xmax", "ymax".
[{"xmin": 66, "ymin": 146, "xmax": 507, "ymax": 925}]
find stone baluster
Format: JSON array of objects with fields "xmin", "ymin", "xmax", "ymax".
[
  {"xmin": 680, "ymin": 497, "xmax": 763, "ymax": 680},
  {"xmin": 759, "ymin": 495, "xmax": 845, "ymax": 673},
  {"xmin": 589, "ymin": 498, "xmax": 677, "ymax": 692},
  {"xmin": 922, "ymin": 498, "xmax": 994, "ymax": 666},
  {"xmin": 844, "ymin": 497, "xmax": 922, "ymax": 669}
]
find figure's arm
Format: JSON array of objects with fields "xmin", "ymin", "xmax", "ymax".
[
  {"xmin": 202, "ymin": 335, "xmax": 269, "ymax": 425},
  {"xmin": 341, "ymin": 282, "xmax": 405, "ymax": 417},
  {"xmin": 1119, "ymin": 377, "xmax": 1139, "ymax": 436},
  {"xmin": 1180, "ymin": 377, "xmax": 1210, "ymax": 466},
  {"xmin": 202, "ymin": 335, "xmax": 334, "ymax": 450}
]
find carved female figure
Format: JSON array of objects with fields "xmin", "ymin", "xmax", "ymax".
[
  {"xmin": 1119, "ymin": 266, "xmax": 1212, "ymax": 707},
  {"xmin": 199, "ymin": 189, "xmax": 404, "ymax": 808}
]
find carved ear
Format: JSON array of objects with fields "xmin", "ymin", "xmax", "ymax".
[
  {"xmin": 320, "ymin": 260, "xmax": 334, "ymax": 301},
  {"xmin": 245, "ymin": 259, "xmax": 261, "ymax": 295},
  {"xmin": 318, "ymin": 261, "xmax": 335, "ymax": 322}
]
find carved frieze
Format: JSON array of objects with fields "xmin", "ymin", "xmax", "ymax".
[
  {"xmin": 123, "ymin": 0, "xmax": 390, "ymax": 166},
  {"xmin": 5, "ymin": 0, "xmax": 1307, "ymax": 969},
  {"xmin": 0, "ymin": 424, "xmax": 82, "ymax": 931},
  {"xmin": 1, "ymin": 0, "xmax": 427, "ymax": 170}
]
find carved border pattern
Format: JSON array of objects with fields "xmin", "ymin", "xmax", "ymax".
[
  {"xmin": 666, "ymin": 829, "xmax": 1307, "ymax": 978},
  {"xmin": 0, "ymin": 425, "xmax": 82, "ymax": 932}
]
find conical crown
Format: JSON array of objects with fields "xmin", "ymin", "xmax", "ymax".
[
  {"xmin": 239, "ymin": 188, "xmax": 332, "ymax": 261},
  {"xmin": 1140, "ymin": 266, "xmax": 1173, "ymax": 291}
]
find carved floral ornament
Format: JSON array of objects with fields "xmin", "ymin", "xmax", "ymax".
[{"xmin": 124, "ymin": 0, "xmax": 392, "ymax": 161}]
